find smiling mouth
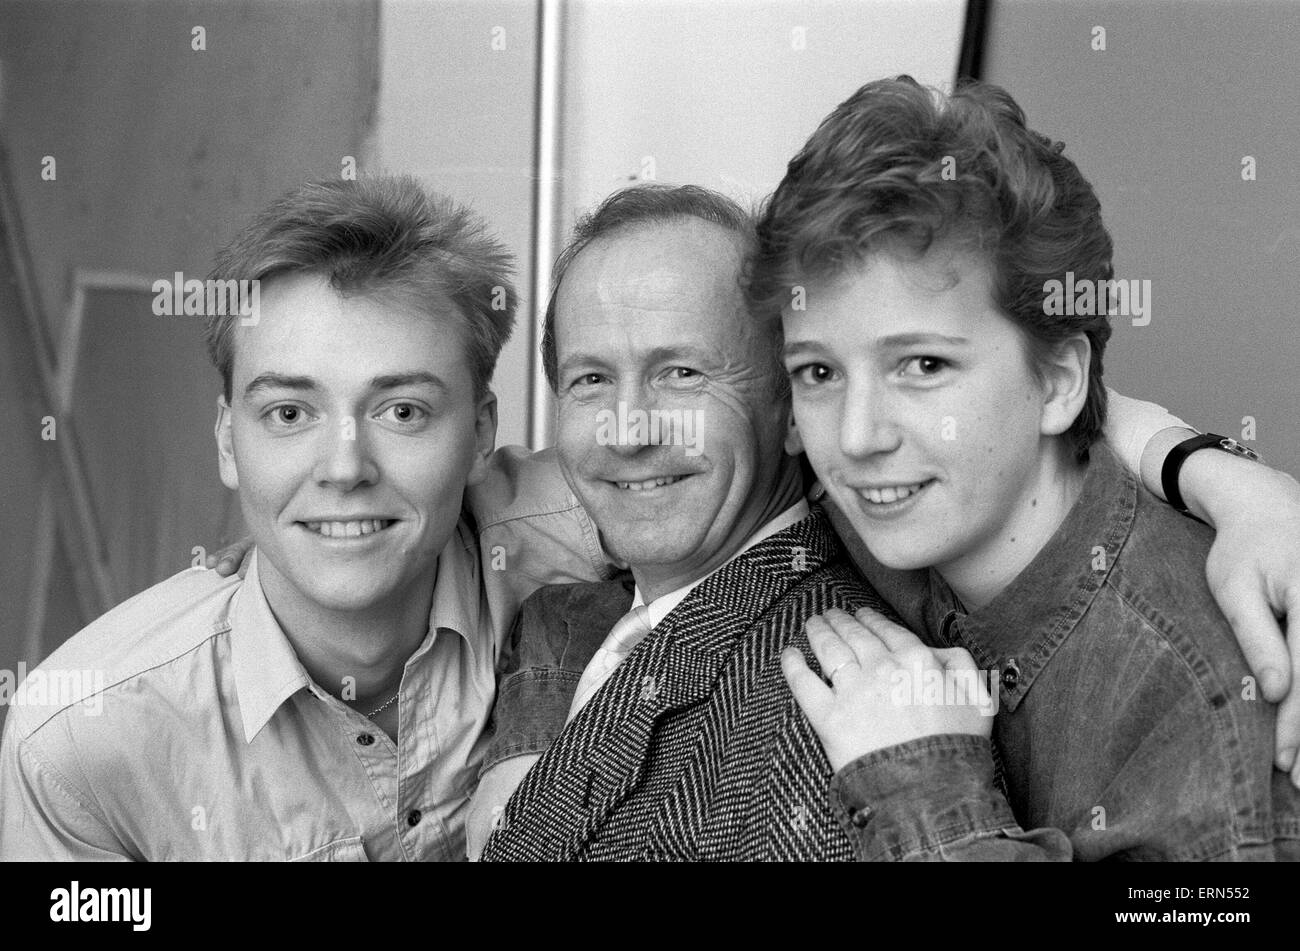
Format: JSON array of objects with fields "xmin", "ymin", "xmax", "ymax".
[
  {"xmin": 612, "ymin": 475, "xmax": 690, "ymax": 492},
  {"xmin": 856, "ymin": 480, "xmax": 933, "ymax": 505},
  {"xmin": 301, "ymin": 519, "xmax": 396, "ymax": 538}
]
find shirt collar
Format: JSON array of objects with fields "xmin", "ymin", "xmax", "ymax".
[
  {"xmin": 229, "ymin": 550, "xmax": 313, "ymax": 743},
  {"xmin": 923, "ymin": 443, "xmax": 1137, "ymax": 711},
  {"xmin": 634, "ymin": 499, "xmax": 810, "ymax": 628},
  {"xmin": 230, "ymin": 519, "xmax": 484, "ymax": 743}
]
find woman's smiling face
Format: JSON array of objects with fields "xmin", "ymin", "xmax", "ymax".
[{"xmin": 782, "ymin": 251, "xmax": 1072, "ymax": 589}]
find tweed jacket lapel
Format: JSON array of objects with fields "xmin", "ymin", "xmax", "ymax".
[{"xmin": 489, "ymin": 508, "xmax": 841, "ymax": 860}]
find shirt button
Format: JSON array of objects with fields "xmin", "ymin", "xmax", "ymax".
[
  {"xmin": 357, "ymin": 733, "xmax": 376, "ymax": 746},
  {"xmin": 849, "ymin": 806, "xmax": 872, "ymax": 828},
  {"xmin": 407, "ymin": 809, "xmax": 422, "ymax": 827},
  {"xmin": 1001, "ymin": 659, "xmax": 1021, "ymax": 691}
]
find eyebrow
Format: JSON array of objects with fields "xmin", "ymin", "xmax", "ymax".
[
  {"xmin": 558, "ymin": 344, "xmax": 714, "ymax": 376},
  {"xmin": 781, "ymin": 332, "xmax": 969, "ymax": 360},
  {"xmin": 781, "ymin": 340, "xmax": 824, "ymax": 361},
  {"xmin": 242, "ymin": 371, "xmax": 448, "ymax": 400},
  {"xmin": 367, "ymin": 372, "xmax": 449, "ymax": 393},
  {"xmin": 876, "ymin": 333, "xmax": 970, "ymax": 348}
]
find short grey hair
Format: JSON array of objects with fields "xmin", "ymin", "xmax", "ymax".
[{"xmin": 539, "ymin": 182, "xmax": 756, "ymax": 392}]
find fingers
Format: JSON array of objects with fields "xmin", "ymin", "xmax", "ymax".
[
  {"xmin": 781, "ymin": 647, "xmax": 833, "ymax": 723},
  {"xmin": 207, "ymin": 537, "xmax": 255, "ymax": 578},
  {"xmin": 203, "ymin": 548, "xmax": 235, "ymax": 573},
  {"xmin": 1215, "ymin": 573, "xmax": 1289, "ymax": 702},
  {"xmin": 804, "ymin": 614, "xmax": 865, "ymax": 681},
  {"xmin": 1276, "ymin": 586, "xmax": 1300, "ymax": 784},
  {"xmin": 818, "ymin": 609, "xmax": 890, "ymax": 671},
  {"xmin": 854, "ymin": 604, "xmax": 925, "ymax": 654}
]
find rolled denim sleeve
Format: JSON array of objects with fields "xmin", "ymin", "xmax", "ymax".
[
  {"xmin": 481, "ymin": 670, "xmax": 578, "ymax": 773},
  {"xmin": 479, "ymin": 576, "xmax": 634, "ymax": 775},
  {"xmin": 829, "ymin": 734, "xmax": 1073, "ymax": 861}
]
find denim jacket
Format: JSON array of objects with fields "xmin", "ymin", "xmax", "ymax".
[{"xmin": 825, "ymin": 443, "xmax": 1300, "ymax": 860}]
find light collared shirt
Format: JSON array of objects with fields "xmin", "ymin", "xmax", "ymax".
[{"xmin": 0, "ymin": 447, "xmax": 608, "ymax": 861}]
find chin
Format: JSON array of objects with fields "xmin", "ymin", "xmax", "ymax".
[
  {"xmin": 604, "ymin": 532, "xmax": 703, "ymax": 572},
  {"xmin": 868, "ymin": 545, "xmax": 939, "ymax": 572},
  {"xmin": 286, "ymin": 567, "xmax": 406, "ymax": 612},
  {"xmin": 848, "ymin": 524, "xmax": 942, "ymax": 573}
]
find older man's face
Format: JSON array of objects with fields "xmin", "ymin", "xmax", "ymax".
[{"xmin": 553, "ymin": 218, "xmax": 791, "ymax": 596}]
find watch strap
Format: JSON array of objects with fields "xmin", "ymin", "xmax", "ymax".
[{"xmin": 1161, "ymin": 433, "xmax": 1260, "ymax": 514}]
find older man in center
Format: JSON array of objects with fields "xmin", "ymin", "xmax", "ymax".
[{"xmin": 473, "ymin": 186, "xmax": 897, "ymax": 861}]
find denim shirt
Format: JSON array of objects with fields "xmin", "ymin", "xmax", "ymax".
[{"xmin": 825, "ymin": 443, "xmax": 1300, "ymax": 860}]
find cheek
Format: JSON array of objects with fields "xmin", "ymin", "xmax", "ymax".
[
  {"xmin": 556, "ymin": 403, "xmax": 608, "ymax": 465},
  {"xmin": 789, "ymin": 394, "xmax": 836, "ymax": 454},
  {"xmin": 941, "ymin": 364, "xmax": 1040, "ymax": 445},
  {"xmin": 389, "ymin": 424, "xmax": 478, "ymax": 500},
  {"xmin": 231, "ymin": 428, "xmax": 303, "ymax": 507}
]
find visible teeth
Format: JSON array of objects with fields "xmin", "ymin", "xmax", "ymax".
[
  {"xmin": 615, "ymin": 475, "xmax": 684, "ymax": 491},
  {"xmin": 863, "ymin": 483, "xmax": 925, "ymax": 504},
  {"xmin": 305, "ymin": 519, "xmax": 391, "ymax": 537}
]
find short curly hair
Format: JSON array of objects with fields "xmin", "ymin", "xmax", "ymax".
[{"xmin": 748, "ymin": 76, "xmax": 1114, "ymax": 461}]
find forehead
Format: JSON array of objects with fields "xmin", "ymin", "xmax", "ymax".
[
  {"xmin": 793, "ymin": 251, "xmax": 997, "ymax": 329},
  {"xmin": 556, "ymin": 219, "xmax": 749, "ymax": 356},
  {"xmin": 232, "ymin": 271, "xmax": 473, "ymax": 389}
]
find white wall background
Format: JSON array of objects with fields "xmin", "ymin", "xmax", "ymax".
[
  {"xmin": 369, "ymin": 0, "xmax": 542, "ymax": 449},
  {"xmin": 983, "ymin": 0, "xmax": 1300, "ymax": 476}
]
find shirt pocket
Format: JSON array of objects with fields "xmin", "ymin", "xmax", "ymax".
[{"xmin": 289, "ymin": 836, "xmax": 370, "ymax": 862}]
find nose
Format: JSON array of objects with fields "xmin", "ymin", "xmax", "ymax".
[
  {"xmin": 314, "ymin": 414, "xmax": 380, "ymax": 489},
  {"xmin": 838, "ymin": 376, "xmax": 902, "ymax": 460},
  {"xmin": 601, "ymin": 380, "xmax": 667, "ymax": 458}
]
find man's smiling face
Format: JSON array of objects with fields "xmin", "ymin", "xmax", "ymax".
[
  {"xmin": 552, "ymin": 218, "xmax": 791, "ymax": 592},
  {"xmin": 216, "ymin": 270, "xmax": 494, "ymax": 617}
]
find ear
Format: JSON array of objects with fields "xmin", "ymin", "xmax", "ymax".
[
  {"xmin": 465, "ymin": 390, "xmax": 499, "ymax": 488},
  {"xmin": 1037, "ymin": 334, "xmax": 1091, "ymax": 438},
  {"xmin": 215, "ymin": 396, "xmax": 239, "ymax": 491},
  {"xmin": 784, "ymin": 405, "xmax": 805, "ymax": 456}
]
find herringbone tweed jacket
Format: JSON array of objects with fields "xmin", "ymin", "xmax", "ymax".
[{"xmin": 480, "ymin": 506, "xmax": 892, "ymax": 861}]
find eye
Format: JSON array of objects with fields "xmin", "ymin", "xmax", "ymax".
[
  {"xmin": 569, "ymin": 373, "xmax": 607, "ymax": 390},
  {"xmin": 789, "ymin": 363, "xmax": 838, "ymax": 386},
  {"xmin": 265, "ymin": 404, "xmax": 312, "ymax": 428},
  {"xmin": 378, "ymin": 402, "xmax": 428, "ymax": 426},
  {"xmin": 900, "ymin": 356, "xmax": 949, "ymax": 377},
  {"xmin": 664, "ymin": 366, "xmax": 698, "ymax": 380}
]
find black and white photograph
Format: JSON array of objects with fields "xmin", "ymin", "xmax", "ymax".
[{"xmin": 0, "ymin": 0, "xmax": 1297, "ymax": 921}]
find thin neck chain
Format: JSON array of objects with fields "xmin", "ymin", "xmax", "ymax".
[{"xmin": 367, "ymin": 693, "xmax": 399, "ymax": 718}]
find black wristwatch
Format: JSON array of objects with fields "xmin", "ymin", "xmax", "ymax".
[{"xmin": 1161, "ymin": 433, "xmax": 1261, "ymax": 514}]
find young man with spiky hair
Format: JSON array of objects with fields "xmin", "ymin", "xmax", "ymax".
[
  {"xmin": 0, "ymin": 176, "xmax": 607, "ymax": 861},
  {"xmin": 760, "ymin": 77, "xmax": 1300, "ymax": 859}
]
